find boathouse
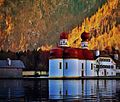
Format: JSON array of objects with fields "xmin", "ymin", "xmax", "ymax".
[{"xmin": 0, "ymin": 58, "xmax": 25, "ymax": 78}]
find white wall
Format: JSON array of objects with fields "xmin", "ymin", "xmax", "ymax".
[
  {"xmin": 86, "ymin": 60, "xmax": 96, "ymax": 76},
  {"xmin": 49, "ymin": 59, "xmax": 63, "ymax": 77},
  {"xmin": 79, "ymin": 60, "xmax": 96, "ymax": 77},
  {"xmin": 63, "ymin": 59, "xmax": 79, "ymax": 77}
]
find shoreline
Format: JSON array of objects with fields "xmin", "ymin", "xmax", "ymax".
[{"xmin": 0, "ymin": 76, "xmax": 120, "ymax": 80}]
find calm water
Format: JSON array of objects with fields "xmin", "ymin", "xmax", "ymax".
[{"xmin": 0, "ymin": 79, "xmax": 120, "ymax": 102}]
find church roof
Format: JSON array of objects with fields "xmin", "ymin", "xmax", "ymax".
[
  {"xmin": 0, "ymin": 60, "xmax": 25, "ymax": 68},
  {"xmin": 50, "ymin": 47, "xmax": 94, "ymax": 60},
  {"xmin": 49, "ymin": 47, "xmax": 63, "ymax": 58}
]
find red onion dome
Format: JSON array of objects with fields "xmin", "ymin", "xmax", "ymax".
[
  {"xmin": 49, "ymin": 47, "xmax": 63, "ymax": 58},
  {"xmin": 82, "ymin": 49, "xmax": 94, "ymax": 60},
  {"xmin": 60, "ymin": 32, "xmax": 69, "ymax": 39},
  {"xmin": 81, "ymin": 31, "xmax": 91, "ymax": 41},
  {"xmin": 63, "ymin": 48, "xmax": 79, "ymax": 58}
]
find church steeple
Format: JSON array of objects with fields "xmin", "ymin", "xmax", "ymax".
[
  {"xmin": 59, "ymin": 32, "xmax": 69, "ymax": 47},
  {"xmin": 81, "ymin": 31, "xmax": 91, "ymax": 49}
]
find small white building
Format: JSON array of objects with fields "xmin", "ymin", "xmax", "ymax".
[
  {"xmin": 95, "ymin": 57, "xmax": 116, "ymax": 76},
  {"xmin": 0, "ymin": 59, "xmax": 25, "ymax": 78},
  {"xmin": 49, "ymin": 31, "xmax": 117, "ymax": 78}
]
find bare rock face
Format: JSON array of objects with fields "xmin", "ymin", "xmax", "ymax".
[{"xmin": 0, "ymin": 0, "xmax": 106, "ymax": 51}]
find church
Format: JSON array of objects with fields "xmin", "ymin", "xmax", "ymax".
[{"xmin": 49, "ymin": 31, "xmax": 117, "ymax": 78}]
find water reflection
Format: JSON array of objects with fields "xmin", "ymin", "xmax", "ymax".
[
  {"xmin": 24, "ymin": 80, "xmax": 48, "ymax": 101},
  {"xmin": 0, "ymin": 80, "xmax": 24, "ymax": 101},
  {"xmin": 0, "ymin": 79, "xmax": 119, "ymax": 101},
  {"xmin": 49, "ymin": 80, "xmax": 120, "ymax": 101}
]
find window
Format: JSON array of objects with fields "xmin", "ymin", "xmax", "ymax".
[
  {"xmin": 99, "ymin": 58, "xmax": 110, "ymax": 62},
  {"xmin": 102, "ymin": 72, "xmax": 103, "ymax": 75},
  {"xmin": 107, "ymin": 72, "xmax": 108, "ymax": 75},
  {"xmin": 111, "ymin": 65, "xmax": 114, "ymax": 68},
  {"xmin": 111, "ymin": 72, "xmax": 113, "ymax": 75},
  {"xmin": 91, "ymin": 63, "xmax": 93, "ymax": 70},
  {"xmin": 66, "ymin": 62, "xmax": 68, "ymax": 69},
  {"xmin": 59, "ymin": 62, "xmax": 62, "ymax": 69},
  {"xmin": 97, "ymin": 65, "xmax": 111, "ymax": 68},
  {"xmin": 63, "ymin": 40, "xmax": 67, "ymax": 45},
  {"xmin": 63, "ymin": 40, "xmax": 65, "ymax": 43},
  {"xmin": 82, "ymin": 63, "xmax": 84, "ymax": 70}
]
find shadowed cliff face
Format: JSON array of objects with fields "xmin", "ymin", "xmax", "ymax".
[{"xmin": 0, "ymin": 0, "xmax": 106, "ymax": 51}]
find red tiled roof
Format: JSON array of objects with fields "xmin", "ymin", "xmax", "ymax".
[
  {"xmin": 49, "ymin": 47, "xmax": 94, "ymax": 60},
  {"xmin": 82, "ymin": 49, "xmax": 94, "ymax": 60},
  {"xmin": 49, "ymin": 47, "xmax": 63, "ymax": 58},
  {"xmin": 63, "ymin": 48, "xmax": 79, "ymax": 58}
]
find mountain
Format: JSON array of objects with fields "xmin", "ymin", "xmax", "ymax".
[
  {"xmin": 68, "ymin": 0, "xmax": 120, "ymax": 51},
  {"xmin": 0, "ymin": 0, "xmax": 106, "ymax": 51}
]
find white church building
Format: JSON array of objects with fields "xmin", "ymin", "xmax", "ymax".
[{"xmin": 49, "ymin": 31, "xmax": 117, "ymax": 78}]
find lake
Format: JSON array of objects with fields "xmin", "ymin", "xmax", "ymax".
[{"xmin": 0, "ymin": 79, "xmax": 120, "ymax": 102}]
